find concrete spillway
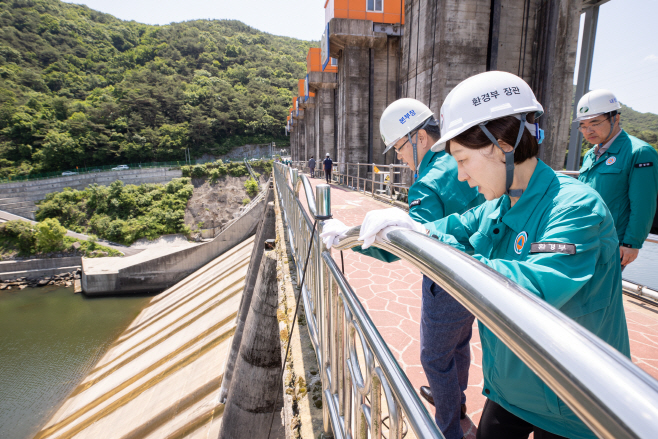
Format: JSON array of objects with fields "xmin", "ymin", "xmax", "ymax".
[{"xmin": 35, "ymin": 236, "xmax": 255, "ymax": 439}]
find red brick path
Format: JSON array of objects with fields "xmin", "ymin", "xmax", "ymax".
[{"xmin": 298, "ymin": 175, "xmax": 658, "ymax": 439}]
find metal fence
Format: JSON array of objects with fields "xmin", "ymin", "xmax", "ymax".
[
  {"xmin": 293, "ymin": 161, "xmax": 411, "ymax": 204},
  {"xmin": 273, "ymin": 162, "xmax": 658, "ymax": 439}
]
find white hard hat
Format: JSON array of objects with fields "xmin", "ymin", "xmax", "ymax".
[
  {"xmin": 326, "ymin": 153, "xmax": 330, "ymax": 156},
  {"xmin": 575, "ymin": 89, "xmax": 621, "ymax": 122},
  {"xmin": 431, "ymin": 71, "xmax": 544, "ymax": 152},
  {"xmin": 380, "ymin": 98, "xmax": 435, "ymax": 154}
]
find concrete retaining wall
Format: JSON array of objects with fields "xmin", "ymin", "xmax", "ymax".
[
  {"xmin": 0, "ymin": 256, "xmax": 82, "ymax": 273},
  {"xmin": 0, "ymin": 256, "xmax": 82, "ymax": 281},
  {"xmin": 0, "ymin": 168, "xmax": 182, "ymax": 219},
  {"xmin": 82, "ymin": 185, "xmax": 271, "ymax": 295}
]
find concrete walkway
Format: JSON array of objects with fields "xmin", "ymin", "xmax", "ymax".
[
  {"xmin": 0, "ymin": 209, "xmax": 143, "ymax": 256},
  {"xmin": 301, "ymin": 175, "xmax": 658, "ymax": 438}
]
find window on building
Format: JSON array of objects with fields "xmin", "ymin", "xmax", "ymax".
[
  {"xmin": 367, "ymin": 0, "xmax": 383, "ymax": 12},
  {"xmin": 331, "ymin": 58, "xmax": 337, "ymax": 66}
]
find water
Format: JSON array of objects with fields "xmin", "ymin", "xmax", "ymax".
[
  {"xmin": 623, "ymin": 241, "xmax": 658, "ymax": 291},
  {"xmin": 0, "ymin": 286, "xmax": 150, "ymax": 439}
]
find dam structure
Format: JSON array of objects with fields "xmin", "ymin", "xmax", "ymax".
[{"xmin": 35, "ymin": 236, "xmax": 255, "ymax": 439}]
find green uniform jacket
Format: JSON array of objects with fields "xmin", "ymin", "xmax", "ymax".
[
  {"xmin": 578, "ymin": 130, "xmax": 658, "ymax": 249},
  {"xmin": 424, "ymin": 160, "xmax": 630, "ymax": 439},
  {"xmin": 354, "ymin": 149, "xmax": 483, "ymax": 262}
]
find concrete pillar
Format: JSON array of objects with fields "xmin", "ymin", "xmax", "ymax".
[
  {"xmin": 294, "ymin": 109, "xmax": 305, "ymax": 164},
  {"xmin": 218, "ymin": 250, "xmax": 284, "ymax": 439},
  {"xmin": 301, "ymin": 98, "xmax": 316, "ymax": 164},
  {"xmin": 219, "ymin": 197, "xmax": 275, "ymax": 404},
  {"xmin": 308, "ymin": 72, "xmax": 337, "ymax": 162},
  {"xmin": 400, "ymin": 0, "xmax": 581, "ymax": 170},
  {"xmin": 329, "ymin": 19, "xmax": 401, "ymax": 174},
  {"xmin": 530, "ymin": 0, "xmax": 581, "ymax": 170},
  {"xmin": 400, "ymin": 0, "xmax": 490, "ymax": 116}
]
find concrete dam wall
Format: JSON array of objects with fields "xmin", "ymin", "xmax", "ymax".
[
  {"xmin": 0, "ymin": 168, "xmax": 182, "ymax": 220},
  {"xmin": 35, "ymin": 236, "xmax": 255, "ymax": 439}
]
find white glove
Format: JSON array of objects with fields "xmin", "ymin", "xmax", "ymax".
[
  {"xmin": 358, "ymin": 207, "xmax": 426, "ymax": 249},
  {"xmin": 320, "ymin": 219, "xmax": 350, "ymax": 249}
]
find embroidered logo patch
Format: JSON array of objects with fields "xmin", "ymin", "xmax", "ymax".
[
  {"xmin": 635, "ymin": 162, "xmax": 654, "ymax": 168},
  {"xmin": 410, "ymin": 199, "xmax": 421, "ymax": 207},
  {"xmin": 514, "ymin": 232, "xmax": 528, "ymax": 255},
  {"xmin": 606, "ymin": 156, "xmax": 616, "ymax": 166}
]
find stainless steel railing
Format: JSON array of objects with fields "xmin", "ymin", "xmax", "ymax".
[
  {"xmin": 274, "ymin": 163, "xmax": 442, "ymax": 439},
  {"xmin": 293, "ymin": 161, "xmax": 411, "ymax": 203},
  {"xmin": 274, "ymin": 162, "xmax": 658, "ymax": 439}
]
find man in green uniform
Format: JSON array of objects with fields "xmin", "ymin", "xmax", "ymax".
[
  {"xmin": 321, "ymin": 98, "xmax": 484, "ymax": 439},
  {"xmin": 576, "ymin": 89, "xmax": 658, "ymax": 267}
]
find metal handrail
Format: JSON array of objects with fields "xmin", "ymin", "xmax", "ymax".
[
  {"xmin": 273, "ymin": 163, "xmax": 442, "ymax": 439},
  {"xmin": 274, "ymin": 162, "xmax": 658, "ymax": 439},
  {"xmin": 334, "ymin": 227, "xmax": 658, "ymax": 439}
]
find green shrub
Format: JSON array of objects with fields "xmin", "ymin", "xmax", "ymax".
[
  {"xmin": 0, "ymin": 220, "xmax": 37, "ymax": 253},
  {"xmin": 209, "ymin": 168, "xmax": 221, "ymax": 184},
  {"xmin": 36, "ymin": 177, "xmax": 194, "ymax": 246},
  {"xmin": 242, "ymin": 197, "xmax": 250, "ymax": 205},
  {"xmin": 244, "ymin": 178, "xmax": 259, "ymax": 197},
  {"xmin": 227, "ymin": 163, "xmax": 248, "ymax": 177},
  {"xmin": 191, "ymin": 164, "xmax": 207, "ymax": 178},
  {"xmin": 35, "ymin": 218, "xmax": 67, "ymax": 253}
]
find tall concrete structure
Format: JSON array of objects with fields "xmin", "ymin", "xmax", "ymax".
[
  {"xmin": 307, "ymin": 48, "xmax": 337, "ymax": 161},
  {"xmin": 299, "ymin": 78, "xmax": 316, "ymax": 163},
  {"xmin": 325, "ymin": 1, "xmax": 404, "ymax": 174},
  {"xmin": 400, "ymin": 0, "xmax": 580, "ymax": 170}
]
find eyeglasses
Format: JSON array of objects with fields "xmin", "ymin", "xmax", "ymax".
[
  {"xmin": 578, "ymin": 116, "xmax": 611, "ymax": 133},
  {"xmin": 394, "ymin": 139, "xmax": 410, "ymax": 154}
]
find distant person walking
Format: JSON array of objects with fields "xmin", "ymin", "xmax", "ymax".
[
  {"xmin": 308, "ymin": 156, "xmax": 316, "ymax": 178},
  {"xmin": 323, "ymin": 153, "xmax": 333, "ymax": 184},
  {"xmin": 576, "ymin": 89, "xmax": 658, "ymax": 268}
]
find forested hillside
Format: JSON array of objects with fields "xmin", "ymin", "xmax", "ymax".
[
  {"xmin": 620, "ymin": 104, "xmax": 658, "ymax": 148},
  {"xmin": 0, "ymin": 0, "xmax": 314, "ymax": 179}
]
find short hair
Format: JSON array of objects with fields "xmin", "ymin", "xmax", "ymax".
[
  {"xmin": 446, "ymin": 114, "xmax": 538, "ymax": 164},
  {"xmin": 423, "ymin": 122, "xmax": 441, "ymax": 142}
]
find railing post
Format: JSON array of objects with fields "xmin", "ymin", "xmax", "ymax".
[
  {"xmin": 357, "ymin": 163, "xmax": 360, "ymax": 192},
  {"xmin": 371, "ymin": 164, "xmax": 375, "ymax": 196},
  {"xmin": 315, "ymin": 183, "xmax": 333, "ymax": 438}
]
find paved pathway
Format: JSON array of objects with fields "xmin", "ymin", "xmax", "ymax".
[{"xmin": 300, "ymin": 174, "xmax": 658, "ymax": 438}]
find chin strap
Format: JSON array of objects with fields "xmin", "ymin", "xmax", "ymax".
[
  {"xmin": 408, "ymin": 117, "xmax": 439, "ymax": 182},
  {"xmin": 479, "ymin": 113, "xmax": 542, "ymax": 198}
]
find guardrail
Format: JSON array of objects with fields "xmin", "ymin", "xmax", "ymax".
[
  {"xmin": 274, "ymin": 161, "xmax": 658, "ymax": 439},
  {"xmin": 293, "ymin": 161, "xmax": 411, "ymax": 203}
]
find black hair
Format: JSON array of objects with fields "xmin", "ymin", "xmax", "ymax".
[{"xmin": 446, "ymin": 114, "xmax": 538, "ymax": 164}]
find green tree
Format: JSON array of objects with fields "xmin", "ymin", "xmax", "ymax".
[{"xmin": 35, "ymin": 218, "xmax": 67, "ymax": 253}]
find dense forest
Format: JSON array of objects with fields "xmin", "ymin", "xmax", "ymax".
[{"xmin": 0, "ymin": 0, "xmax": 315, "ymax": 179}]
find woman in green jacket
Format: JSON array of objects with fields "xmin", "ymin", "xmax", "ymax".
[{"xmin": 357, "ymin": 71, "xmax": 630, "ymax": 439}]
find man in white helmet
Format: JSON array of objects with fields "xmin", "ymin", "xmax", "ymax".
[
  {"xmin": 336, "ymin": 71, "xmax": 629, "ymax": 439},
  {"xmin": 576, "ymin": 89, "xmax": 658, "ymax": 268},
  {"xmin": 321, "ymin": 97, "xmax": 484, "ymax": 439}
]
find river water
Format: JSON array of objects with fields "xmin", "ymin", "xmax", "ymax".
[{"xmin": 0, "ymin": 286, "xmax": 151, "ymax": 439}]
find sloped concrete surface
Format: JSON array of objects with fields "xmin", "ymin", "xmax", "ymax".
[{"xmin": 35, "ymin": 236, "xmax": 255, "ymax": 439}]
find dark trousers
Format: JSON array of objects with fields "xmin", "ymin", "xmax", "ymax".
[
  {"xmin": 477, "ymin": 400, "xmax": 568, "ymax": 439},
  {"xmin": 309, "ymin": 167, "xmax": 315, "ymax": 177},
  {"xmin": 325, "ymin": 170, "xmax": 331, "ymax": 183},
  {"xmin": 421, "ymin": 276, "xmax": 474, "ymax": 439}
]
